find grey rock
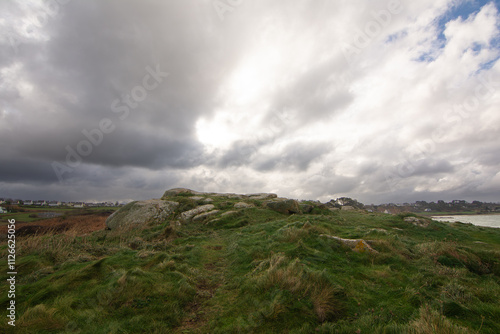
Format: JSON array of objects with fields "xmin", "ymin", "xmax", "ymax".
[
  {"xmin": 220, "ymin": 210, "xmax": 239, "ymax": 217},
  {"xmin": 234, "ymin": 202, "xmax": 254, "ymax": 209},
  {"xmin": 247, "ymin": 193, "xmax": 278, "ymax": 200},
  {"xmin": 193, "ymin": 210, "xmax": 220, "ymax": 222},
  {"xmin": 106, "ymin": 199, "xmax": 179, "ymax": 230},
  {"xmin": 180, "ymin": 204, "xmax": 215, "ymax": 222},
  {"xmin": 404, "ymin": 216, "xmax": 430, "ymax": 227},
  {"xmin": 265, "ymin": 199, "xmax": 301, "ymax": 215}
]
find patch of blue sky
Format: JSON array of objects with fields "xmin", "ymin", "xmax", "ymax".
[
  {"xmin": 415, "ymin": 0, "xmax": 500, "ymax": 63},
  {"xmin": 436, "ymin": 0, "xmax": 497, "ymax": 41}
]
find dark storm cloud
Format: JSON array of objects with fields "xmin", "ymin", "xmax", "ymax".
[
  {"xmin": 0, "ymin": 0, "xmax": 249, "ymax": 173},
  {"xmin": 406, "ymin": 159, "xmax": 455, "ymax": 176},
  {"xmin": 0, "ymin": 156, "xmax": 57, "ymax": 184}
]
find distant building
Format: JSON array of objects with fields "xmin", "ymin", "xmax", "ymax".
[
  {"xmin": 23, "ymin": 200, "xmax": 33, "ymax": 205},
  {"xmin": 0, "ymin": 207, "xmax": 7, "ymax": 214}
]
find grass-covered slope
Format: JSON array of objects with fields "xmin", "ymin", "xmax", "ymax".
[{"xmin": 1, "ymin": 192, "xmax": 500, "ymax": 333}]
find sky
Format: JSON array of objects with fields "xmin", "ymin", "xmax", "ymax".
[{"xmin": 1, "ymin": 0, "xmax": 500, "ymax": 204}]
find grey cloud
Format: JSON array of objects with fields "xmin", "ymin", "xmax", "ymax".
[
  {"xmin": 266, "ymin": 58, "xmax": 354, "ymax": 126},
  {"xmin": 252, "ymin": 141, "xmax": 332, "ymax": 172},
  {"xmin": 411, "ymin": 159, "xmax": 455, "ymax": 176}
]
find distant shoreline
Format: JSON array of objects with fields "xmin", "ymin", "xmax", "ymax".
[{"xmin": 422, "ymin": 212, "xmax": 500, "ymax": 216}]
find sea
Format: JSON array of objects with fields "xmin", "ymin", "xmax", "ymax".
[{"xmin": 431, "ymin": 214, "xmax": 500, "ymax": 228}]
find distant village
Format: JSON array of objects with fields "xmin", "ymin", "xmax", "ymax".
[
  {"xmin": 364, "ymin": 200, "xmax": 500, "ymax": 215},
  {"xmin": 0, "ymin": 197, "xmax": 124, "ymax": 213},
  {"xmin": 322, "ymin": 197, "xmax": 500, "ymax": 215}
]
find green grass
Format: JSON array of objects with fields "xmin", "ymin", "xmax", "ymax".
[{"xmin": 1, "ymin": 197, "xmax": 499, "ymax": 333}]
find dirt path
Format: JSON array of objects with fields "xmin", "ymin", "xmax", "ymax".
[{"xmin": 174, "ymin": 234, "xmax": 229, "ymax": 333}]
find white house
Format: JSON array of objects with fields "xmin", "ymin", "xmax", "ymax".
[{"xmin": 23, "ymin": 200, "xmax": 33, "ymax": 205}]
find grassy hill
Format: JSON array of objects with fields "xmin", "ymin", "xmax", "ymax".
[{"xmin": 1, "ymin": 191, "xmax": 500, "ymax": 333}]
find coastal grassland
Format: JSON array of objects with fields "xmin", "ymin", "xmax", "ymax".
[{"xmin": 1, "ymin": 195, "xmax": 499, "ymax": 333}]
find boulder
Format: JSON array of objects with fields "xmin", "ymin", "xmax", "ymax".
[
  {"xmin": 105, "ymin": 199, "xmax": 179, "ymax": 230},
  {"xmin": 180, "ymin": 204, "xmax": 215, "ymax": 222},
  {"xmin": 234, "ymin": 202, "xmax": 254, "ymax": 209},
  {"xmin": 265, "ymin": 199, "xmax": 301, "ymax": 215}
]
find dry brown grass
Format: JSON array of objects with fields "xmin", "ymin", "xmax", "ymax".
[
  {"xmin": 0, "ymin": 214, "xmax": 107, "ymax": 236},
  {"xmin": 17, "ymin": 304, "xmax": 67, "ymax": 331},
  {"xmin": 408, "ymin": 305, "xmax": 471, "ymax": 334},
  {"xmin": 252, "ymin": 253, "xmax": 342, "ymax": 321}
]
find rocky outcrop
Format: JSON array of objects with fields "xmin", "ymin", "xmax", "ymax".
[
  {"xmin": 180, "ymin": 204, "xmax": 215, "ymax": 222},
  {"xmin": 320, "ymin": 234, "xmax": 378, "ymax": 254},
  {"xmin": 247, "ymin": 193, "xmax": 278, "ymax": 200},
  {"xmin": 161, "ymin": 188, "xmax": 277, "ymax": 201},
  {"xmin": 106, "ymin": 199, "xmax": 179, "ymax": 230},
  {"xmin": 162, "ymin": 188, "xmax": 201, "ymax": 198},
  {"xmin": 265, "ymin": 199, "xmax": 301, "ymax": 215}
]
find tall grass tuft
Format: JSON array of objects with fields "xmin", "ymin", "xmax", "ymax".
[
  {"xmin": 251, "ymin": 253, "xmax": 343, "ymax": 321},
  {"xmin": 408, "ymin": 305, "xmax": 471, "ymax": 334}
]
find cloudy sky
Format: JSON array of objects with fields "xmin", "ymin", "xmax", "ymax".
[{"xmin": 1, "ymin": 0, "xmax": 500, "ymax": 204}]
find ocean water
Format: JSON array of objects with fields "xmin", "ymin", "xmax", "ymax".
[{"xmin": 431, "ymin": 214, "xmax": 500, "ymax": 228}]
